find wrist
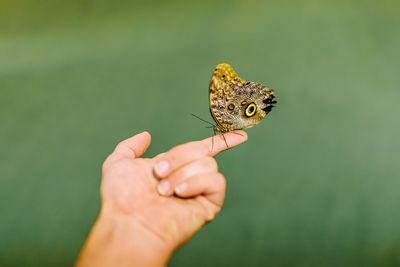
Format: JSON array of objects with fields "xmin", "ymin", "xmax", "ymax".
[{"xmin": 76, "ymin": 208, "xmax": 173, "ymax": 267}]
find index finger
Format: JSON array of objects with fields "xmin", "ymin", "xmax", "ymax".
[{"xmin": 153, "ymin": 130, "xmax": 247, "ymax": 178}]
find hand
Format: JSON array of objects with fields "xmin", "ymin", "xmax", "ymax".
[{"xmin": 75, "ymin": 131, "xmax": 247, "ymax": 267}]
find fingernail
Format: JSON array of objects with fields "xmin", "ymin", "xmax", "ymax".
[
  {"xmin": 175, "ymin": 182, "xmax": 188, "ymax": 194},
  {"xmin": 154, "ymin": 161, "xmax": 170, "ymax": 177},
  {"xmin": 157, "ymin": 180, "xmax": 170, "ymax": 196}
]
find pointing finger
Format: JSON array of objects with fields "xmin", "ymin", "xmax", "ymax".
[{"xmin": 153, "ymin": 131, "xmax": 247, "ymax": 178}]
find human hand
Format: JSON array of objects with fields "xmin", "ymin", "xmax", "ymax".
[{"xmin": 75, "ymin": 131, "xmax": 247, "ymax": 267}]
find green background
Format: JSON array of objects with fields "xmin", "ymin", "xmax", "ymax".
[{"xmin": 1, "ymin": 0, "xmax": 400, "ymax": 266}]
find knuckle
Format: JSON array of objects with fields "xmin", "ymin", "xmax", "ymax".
[
  {"xmin": 176, "ymin": 166, "xmax": 190, "ymax": 181},
  {"xmin": 114, "ymin": 142, "xmax": 124, "ymax": 151},
  {"xmin": 173, "ymin": 142, "xmax": 191, "ymax": 154},
  {"xmin": 101, "ymin": 161, "xmax": 108, "ymax": 173},
  {"xmin": 203, "ymin": 156, "xmax": 218, "ymax": 171},
  {"xmin": 166, "ymin": 152, "xmax": 177, "ymax": 168},
  {"xmin": 102, "ymin": 153, "xmax": 116, "ymax": 171},
  {"xmin": 167, "ymin": 143, "xmax": 188, "ymax": 163},
  {"xmin": 102, "ymin": 154, "xmax": 130, "ymax": 174},
  {"xmin": 205, "ymin": 212, "xmax": 216, "ymax": 222},
  {"xmin": 214, "ymin": 173, "xmax": 226, "ymax": 189},
  {"xmin": 204, "ymin": 205, "xmax": 221, "ymax": 222},
  {"xmin": 197, "ymin": 141, "xmax": 210, "ymax": 154},
  {"xmin": 166, "ymin": 141, "xmax": 209, "ymax": 167}
]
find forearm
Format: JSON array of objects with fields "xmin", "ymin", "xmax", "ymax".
[{"xmin": 75, "ymin": 210, "xmax": 172, "ymax": 267}]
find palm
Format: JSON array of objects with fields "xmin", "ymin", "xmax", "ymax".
[{"xmin": 102, "ymin": 157, "xmax": 214, "ymax": 246}]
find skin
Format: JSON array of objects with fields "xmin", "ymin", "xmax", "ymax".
[{"xmin": 75, "ymin": 130, "xmax": 247, "ymax": 267}]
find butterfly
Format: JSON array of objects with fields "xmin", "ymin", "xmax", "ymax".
[{"xmin": 193, "ymin": 63, "xmax": 276, "ymax": 147}]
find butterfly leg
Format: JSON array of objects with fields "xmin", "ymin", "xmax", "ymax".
[
  {"xmin": 209, "ymin": 127, "xmax": 215, "ymax": 153},
  {"xmin": 230, "ymin": 131, "xmax": 244, "ymax": 137},
  {"xmin": 220, "ymin": 133, "xmax": 229, "ymax": 149}
]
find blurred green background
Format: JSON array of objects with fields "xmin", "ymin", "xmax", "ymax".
[{"xmin": 1, "ymin": 0, "xmax": 400, "ymax": 266}]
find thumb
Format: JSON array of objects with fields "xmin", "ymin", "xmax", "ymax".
[{"xmin": 113, "ymin": 131, "xmax": 152, "ymax": 158}]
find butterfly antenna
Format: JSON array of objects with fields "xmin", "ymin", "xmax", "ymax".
[{"xmin": 191, "ymin": 114, "xmax": 215, "ymax": 126}]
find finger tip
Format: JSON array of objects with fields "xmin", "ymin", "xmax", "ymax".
[
  {"xmin": 140, "ymin": 131, "xmax": 152, "ymax": 145},
  {"xmin": 203, "ymin": 131, "xmax": 248, "ymax": 155},
  {"xmin": 238, "ymin": 130, "xmax": 248, "ymax": 141},
  {"xmin": 133, "ymin": 131, "xmax": 151, "ymax": 142},
  {"xmin": 141, "ymin": 131, "xmax": 151, "ymax": 139},
  {"xmin": 157, "ymin": 180, "xmax": 171, "ymax": 196},
  {"xmin": 154, "ymin": 160, "xmax": 170, "ymax": 177},
  {"xmin": 230, "ymin": 130, "xmax": 248, "ymax": 143}
]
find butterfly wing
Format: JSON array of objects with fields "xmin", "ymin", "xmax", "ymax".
[{"xmin": 209, "ymin": 63, "xmax": 245, "ymax": 132}]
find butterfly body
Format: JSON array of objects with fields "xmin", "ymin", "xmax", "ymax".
[{"xmin": 209, "ymin": 63, "xmax": 276, "ymax": 133}]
